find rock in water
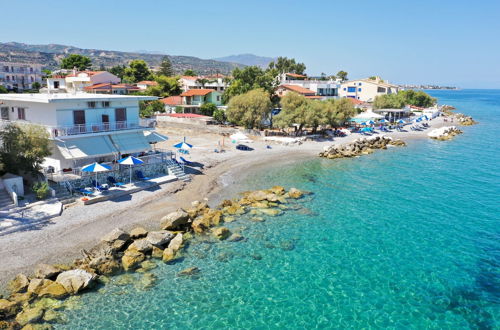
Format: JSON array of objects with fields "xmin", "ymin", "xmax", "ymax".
[
  {"xmin": 8, "ymin": 274, "xmax": 29, "ymax": 294},
  {"xmin": 288, "ymin": 188, "xmax": 303, "ymax": 199},
  {"xmin": 146, "ymin": 230, "xmax": 175, "ymax": 247},
  {"xmin": 178, "ymin": 267, "xmax": 200, "ymax": 276},
  {"xmin": 162, "ymin": 234, "xmax": 184, "ymax": 262},
  {"xmin": 38, "ymin": 282, "xmax": 68, "ymax": 299},
  {"xmin": 160, "ymin": 210, "xmax": 189, "ymax": 230},
  {"xmin": 15, "ymin": 307, "xmax": 44, "ymax": 326},
  {"xmin": 121, "ymin": 251, "xmax": 146, "ymax": 271},
  {"xmin": 228, "ymin": 233, "xmax": 245, "ymax": 242},
  {"xmin": 56, "ymin": 269, "xmax": 97, "ymax": 294},
  {"xmin": 0, "ymin": 299, "xmax": 20, "ymax": 318},
  {"xmin": 212, "ymin": 227, "xmax": 231, "ymax": 240}
]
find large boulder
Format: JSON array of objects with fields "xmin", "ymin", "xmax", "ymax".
[
  {"xmin": 0, "ymin": 299, "xmax": 19, "ymax": 318},
  {"xmin": 56, "ymin": 269, "xmax": 97, "ymax": 294},
  {"xmin": 212, "ymin": 227, "xmax": 231, "ymax": 240},
  {"xmin": 89, "ymin": 257, "xmax": 121, "ymax": 275},
  {"xmin": 129, "ymin": 227, "xmax": 148, "ymax": 239},
  {"xmin": 121, "ymin": 251, "xmax": 146, "ymax": 271},
  {"xmin": 34, "ymin": 264, "xmax": 61, "ymax": 280},
  {"xmin": 178, "ymin": 267, "xmax": 200, "ymax": 276},
  {"xmin": 101, "ymin": 228, "xmax": 130, "ymax": 250},
  {"xmin": 288, "ymin": 188, "xmax": 303, "ymax": 199},
  {"xmin": 160, "ymin": 210, "xmax": 189, "ymax": 230},
  {"xmin": 146, "ymin": 230, "xmax": 174, "ymax": 247},
  {"xmin": 127, "ymin": 239, "xmax": 153, "ymax": 253},
  {"xmin": 8, "ymin": 274, "xmax": 29, "ymax": 294},
  {"xmin": 162, "ymin": 234, "xmax": 184, "ymax": 263},
  {"xmin": 38, "ymin": 282, "xmax": 68, "ymax": 299},
  {"xmin": 27, "ymin": 279, "xmax": 52, "ymax": 295}
]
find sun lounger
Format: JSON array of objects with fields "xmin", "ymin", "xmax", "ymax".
[
  {"xmin": 135, "ymin": 170, "xmax": 151, "ymax": 181},
  {"xmin": 91, "ymin": 180, "xmax": 109, "ymax": 192},
  {"xmin": 107, "ymin": 176, "xmax": 126, "ymax": 187},
  {"xmin": 78, "ymin": 188, "xmax": 94, "ymax": 196}
]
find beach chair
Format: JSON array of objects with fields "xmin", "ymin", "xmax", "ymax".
[
  {"xmin": 91, "ymin": 180, "xmax": 109, "ymax": 192},
  {"xmin": 78, "ymin": 188, "xmax": 94, "ymax": 197},
  {"xmin": 135, "ymin": 170, "xmax": 151, "ymax": 181},
  {"xmin": 107, "ymin": 176, "xmax": 126, "ymax": 187}
]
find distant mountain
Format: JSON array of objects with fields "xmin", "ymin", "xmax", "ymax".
[
  {"xmin": 213, "ymin": 54, "xmax": 275, "ymax": 68},
  {"xmin": 0, "ymin": 42, "xmax": 244, "ymax": 75}
]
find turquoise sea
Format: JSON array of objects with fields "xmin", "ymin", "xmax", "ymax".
[{"xmin": 59, "ymin": 90, "xmax": 499, "ymax": 329}]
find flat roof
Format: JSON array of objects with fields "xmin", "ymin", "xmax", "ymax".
[{"xmin": 0, "ymin": 93, "xmax": 157, "ymax": 103}]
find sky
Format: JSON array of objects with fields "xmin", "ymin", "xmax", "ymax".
[{"xmin": 2, "ymin": 0, "xmax": 500, "ymax": 88}]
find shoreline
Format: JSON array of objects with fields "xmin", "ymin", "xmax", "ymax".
[{"xmin": 0, "ymin": 115, "xmax": 457, "ymax": 292}]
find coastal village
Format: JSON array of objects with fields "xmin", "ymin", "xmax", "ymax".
[{"xmin": 0, "ymin": 54, "xmax": 477, "ymax": 328}]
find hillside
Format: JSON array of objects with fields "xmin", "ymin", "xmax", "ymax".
[
  {"xmin": 0, "ymin": 42, "xmax": 244, "ymax": 75},
  {"xmin": 213, "ymin": 54, "xmax": 275, "ymax": 68}
]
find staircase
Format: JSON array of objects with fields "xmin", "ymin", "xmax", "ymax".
[
  {"xmin": 48, "ymin": 180, "xmax": 76, "ymax": 205},
  {"xmin": 166, "ymin": 160, "xmax": 191, "ymax": 182},
  {"xmin": 0, "ymin": 188, "xmax": 15, "ymax": 210}
]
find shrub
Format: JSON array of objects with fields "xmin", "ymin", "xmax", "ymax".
[{"xmin": 32, "ymin": 181, "xmax": 50, "ymax": 200}]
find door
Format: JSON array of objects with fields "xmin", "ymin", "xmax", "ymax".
[
  {"xmin": 115, "ymin": 108, "xmax": 127, "ymax": 129},
  {"xmin": 73, "ymin": 110, "xmax": 86, "ymax": 133},
  {"xmin": 102, "ymin": 114, "xmax": 110, "ymax": 130}
]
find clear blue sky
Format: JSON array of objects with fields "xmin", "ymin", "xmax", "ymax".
[{"xmin": 2, "ymin": 0, "xmax": 500, "ymax": 88}]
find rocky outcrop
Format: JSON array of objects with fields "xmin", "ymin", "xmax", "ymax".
[
  {"xmin": 101, "ymin": 228, "xmax": 131, "ymax": 250},
  {"xmin": 127, "ymin": 239, "xmax": 153, "ymax": 254},
  {"xmin": 121, "ymin": 251, "xmax": 146, "ymax": 271},
  {"xmin": 0, "ymin": 299, "xmax": 20, "ymax": 318},
  {"xmin": 456, "ymin": 114, "xmax": 477, "ymax": 126},
  {"xmin": 7, "ymin": 274, "xmax": 29, "ymax": 294},
  {"xmin": 34, "ymin": 264, "xmax": 61, "ymax": 280},
  {"xmin": 160, "ymin": 210, "xmax": 189, "ymax": 230},
  {"xmin": 319, "ymin": 136, "xmax": 406, "ymax": 159},
  {"xmin": 162, "ymin": 234, "xmax": 183, "ymax": 262},
  {"xmin": 15, "ymin": 307, "xmax": 44, "ymax": 326},
  {"xmin": 178, "ymin": 267, "xmax": 200, "ymax": 276},
  {"xmin": 212, "ymin": 227, "xmax": 231, "ymax": 240},
  {"xmin": 146, "ymin": 230, "xmax": 174, "ymax": 247},
  {"xmin": 55, "ymin": 269, "xmax": 96, "ymax": 294},
  {"xmin": 129, "ymin": 227, "xmax": 148, "ymax": 239},
  {"xmin": 428, "ymin": 126, "xmax": 463, "ymax": 140},
  {"xmin": 37, "ymin": 282, "xmax": 68, "ymax": 299}
]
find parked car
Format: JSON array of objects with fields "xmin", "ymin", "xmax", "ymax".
[{"xmin": 236, "ymin": 144, "xmax": 253, "ymax": 151}]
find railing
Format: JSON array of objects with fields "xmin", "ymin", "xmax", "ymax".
[{"xmin": 50, "ymin": 121, "xmax": 146, "ymax": 137}]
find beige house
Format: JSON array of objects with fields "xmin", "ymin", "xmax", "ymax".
[{"xmin": 339, "ymin": 77, "xmax": 399, "ymax": 102}]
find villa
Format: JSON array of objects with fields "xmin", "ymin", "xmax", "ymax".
[
  {"xmin": 339, "ymin": 77, "xmax": 399, "ymax": 102},
  {"xmin": 275, "ymin": 84, "xmax": 322, "ymax": 99},
  {"xmin": 46, "ymin": 71, "xmax": 121, "ymax": 93},
  {"xmin": 0, "ymin": 93, "xmax": 186, "ymax": 198},
  {"xmin": 277, "ymin": 73, "xmax": 340, "ymax": 99},
  {"xmin": 178, "ymin": 89, "xmax": 222, "ymax": 113},
  {"xmin": 180, "ymin": 75, "xmax": 228, "ymax": 93}
]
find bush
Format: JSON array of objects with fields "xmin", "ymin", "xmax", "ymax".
[
  {"xmin": 213, "ymin": 109, "xmax": 226, "ymax": 123},
  {"xmin": 32, "ymin": 181, "xmax": 50, "ymax": 200},
  {"xmin": 200, "ymin": 102, "xmax": 217, "ymax": 116}
]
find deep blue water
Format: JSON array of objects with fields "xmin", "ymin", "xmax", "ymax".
[{"xmin": 59, "ymin": 90, "xmax": 499, "ymax": 329}]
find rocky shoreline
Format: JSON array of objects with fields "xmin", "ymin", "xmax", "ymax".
[
  {"xmin": 0, "ymin": 186, "xmax": 306, "ymax": 329},
  {"xmin": 319, "ymin": 136, "xmax": 406, "ymax": 159},
  {"xmin": 427, "ymin": 126, "xmax": 463, "ymax": 141}
]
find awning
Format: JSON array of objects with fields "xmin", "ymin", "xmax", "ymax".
[
  {"xmin": 110, "ymin": 132, "xmax": 152, "ymax": 154},
  {"xmin": 144, "ymin": 131, "xmax": 168, "ymax": 144},
  {"xmin": 55, "ymin": 136, "xmax": 118, "ymax": 160}
]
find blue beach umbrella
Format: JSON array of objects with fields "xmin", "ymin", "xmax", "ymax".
[
  {"xmin": 81, "ymin": 162, "xmax": 112, "ymax": 188},
  {"xmin": 174, "ymin": 137, "xmax": 193, "ymax": 150},
  {"xmin": 397, "ymin": 119, "xmax": 406, "ymax": 124},
  {"xmin": 379, "ymin": 119, "xmax": 389, "ymax": 124},
  {"xmin": 119, "ymin": 156, "xmax": 144, "ymax": 184},
  {"xmin": 364, "ymin": 120, "xmax": 375, "ymax": 125},
  {"xmin": 361, "ymin": 127, "xmax": 372, "ymax": 132}
]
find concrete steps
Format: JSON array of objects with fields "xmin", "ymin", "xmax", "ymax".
[
  {"xmin": 166, "ymin": 161, "xmax": 191, "ymax": 182},
  {"xmin": 0, "ymin": 188, "xmax": 14, "ymax": 210}
]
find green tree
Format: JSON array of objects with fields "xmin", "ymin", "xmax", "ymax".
[
  {"xmin": 373, "ymin": 90, "xmax": 436, "ymax": 109},
  {"xmin": 226, "ymin": 89, "xmax": 271, "ymax": 129},
  {"xmin": 196, "ymin": 78, "xmax": 210, "ymax": 88},
  {"xmin": 200, "ymin": 102, "xmax": 218, "ymax": 116},
  {"xmin": 31, "ymin": 82, "xmax": 41, "ymax": 91},
  {"xmin": 123, "ymin": 60, "xmax": 153, "ymax": 83},
  {"xmin": 109, "ymin": 65, "xmax": 126, "ymax": 79},
  {"xmin": 273, "ymin": 92, "xmax": 311, "ymax": 135},
  {"xmin": 0, "ymin": 85, "xmax": 8, "ymax": 93},
  {"xmin": 158, "ymin": 56, "xmax": 174, "ymax": 76},
  {"xmin": 337, "ymin": 70, "xmax": 348, "ymax": 81},
  {"xmin": 0, "ymin": 123, "xmax": 50, "ymax": 174},
  {"xmin": 183, "ymin": 69, "xmax": 196, "ymax": 76},
  {"xmin": 222, "ymin": 66, "xmax": 275, "ymax": 104},
  {"xmin": 139, "ymin": 100, "xmax": 164, "ymax": 118},
  {"xmin": 60, "ymin": 54, "xmax": 92, "ymax": 70},
  {"xmin": 213, "ymin": 108, "xmax": 226, "ymax": 123},
  {"xmin": 267, "ymin": 57, "xmax": 306, "ymax": 75},
  {"xmin": 324, "ymin": 98, "xmax": 356, "ymax": 127},
  {"xmin": 143, "ymin": 75, "xmax": 182, "ymax": 97}
]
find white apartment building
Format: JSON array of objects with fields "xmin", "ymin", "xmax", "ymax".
[
  {"xmin": 180, "ymin": 74, "xmax": 228, "ymax": 93},
  {"xmin": 46, "ymin": 71, "xmax": 121, "ymax": 93},
  {"xmin": 0, "ymin": 62, "xmax": 43, "ymax": 91},
  {"xmin": 339, "ymin": 77, "xmax": 399, "ymax": 102},
  {"xmin": 0, "ymin": 93, "xmax": 166, "ymax": 174},
  {"xmin": 277, "ymin": 73, "xmax": 340, "ymax": 99}
]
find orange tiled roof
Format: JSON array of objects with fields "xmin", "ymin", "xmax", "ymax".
[
  {"xmin": 181, "ymin": 76, "xmax": 198, "ymax": 80},
  {"xmin": 285, "ymin": 73, "xmax": 307, "ymax": 78},
  {"xmin": 280, "ymin": 84, "xmax": 316, "ymax": 95},
  {"xmin": 180, "ymin": 89, "xmax": 215, "ymax": 97},
  {"xmin": 137, "ymin": 81, "xmax": 158, "ymax": 86},
  {"xmin": 347, "ymin": 98, "xmax": 364, "ymax": 105},
  {"xmin": 84, "ymin": 83, "xmax": 139, "ymax": 91},
  {"xmin": 305, "ymin": 95, "xmax": 323, "ymax": 99},
  {"xmin": 159, "ymin": 96, "xmax": 182, "ymax": 106}
]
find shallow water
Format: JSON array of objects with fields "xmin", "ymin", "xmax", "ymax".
[{"xmin": 59, "ymin": 90, "xmax": 499, "ymax": 329}]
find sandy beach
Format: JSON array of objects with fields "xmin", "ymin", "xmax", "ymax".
[{"xmin": 0, "ymin": 117, "xmax": 450, "ymax": 292}]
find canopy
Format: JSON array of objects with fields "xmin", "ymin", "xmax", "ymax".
[
  {"xmin": 379, "ymin": 119, "xmax": 389, "ymax": 123},
  {"xmin": 364, "ymin": 120, "xmax": 375, "ymax": 125},
  {"xmin": 81, "ymin": 162, "xmax": 112, "ymax": 173},
  {"xmin": 118, "ymin": 156, "xmax": 144, "ymax": 166},
  {"xmin": 144, "ymin": 131, "xmax": 168, "ymax": 144},
  {"xmin": 110, "ymin": 132, "xmax": 151, "ymax": 154},
  {"xmin": 55, "ymin": 136, "xmax": 117, "ymax": 160},
  {"xmin": 230, "ymin": 132, "xmax": 249, "ymax": 141},
  {"xmin": 353, "ymin": 110, "xmax": 384, "ymax": 120},
  {"xmin": 174, "ymin": 142, "xmax": 193, "ymax": 150}
]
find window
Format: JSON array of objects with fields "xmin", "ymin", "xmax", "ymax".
[
  {"xmin": 30, "ymin": 68, "xmax": 33, "ymax": 73},
  {"xmin": 359, "ymin": 83, "xmax": 362, "ymax": 86},
  {"xmin": 216, "ymin": 96, "xmax": 221, "ymax": 101},
  {"xmin": 17, "ymin": 108, "xmax": 26, "ymax": 120},
  {"xmin": 3, "ymin": 66, "xmax": 8, "ymax": 72},
  {"xmin": 358, "ymin": 88, "xmax": 362, "ymax": 92},
  {"xmin": 115, "ymin": 108, "xmax": 127, "ymax": 122},
  {"xmin": 102, "ymin": 101, "xmax": 110, "ymax": 107},
  {"xmin": 347, "ymin": 87, "xmax": 356, "ymax": 93},
  {"xmin": 1, "ymin": 107, "xmax": 9, "ymax": 120},
  {"xmin": 343, "ymin": 87, "xmax": 346, "ymax": 91},
  {"xmin": 73, "ymin": 110, "xmax": 86, "ymax": 125},
  {"xmin": 53, "ymin": 81, "xmax": 60, "ymax": 89},
  {"xmin": 377, "ymin": 87, "xmax": 386, "ymax": 93},
  {"xmin": 87, "ymin": 101, "xmax": 97, "ymax": 108}
]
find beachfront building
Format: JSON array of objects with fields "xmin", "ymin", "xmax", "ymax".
[
  {"xmin": 84, "ymin": 83, "xmax": 140, "ymax": 95},
  {"xmin": 339, "ymin": 77, "xmax": 399, "ymax": 102},
  {"xmin": 159, "ymin": 96, "xmax": 183, "ymax": 113},
  {"xmin": 136, "ymin": 81, "xmax": 158, "ymax": 90},
  {"xmin": 277, "ymin": 73, "xmax": 340, "ymax": 99},
  {"xmin": 178, "ymin": 89, "xmax": 222, "ymax": 113},
  {"xmin": 275, "ymin": 84, "xmax": 322, "ymax": 99},
  {"xmin": 180, "ymin": 74, "xmax": 228, "ymax": 93},
  {"xmin": 0, "ymin": 62, "xmax": 43, "ymax": 91},
  {"xmin": 0, "ymin": 93, "xmax": 175, "ymax": 184},
  {"xmin": 373, "ymin": 108, "xmax": 411, "ymax": 122},
  {"xmin": 46, "ymin": 71, "xmax": 121, "ymax": 93}
]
